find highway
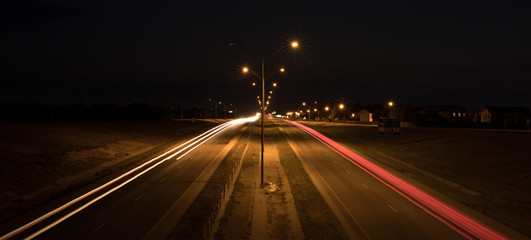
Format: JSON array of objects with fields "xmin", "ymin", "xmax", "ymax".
[
  {"xmin": 0, "ymin": 117, "xmax": 256, "ymax": 240},
  {"xmin": 276, "ymin": 119, "xmax": 507, "ymax": 240}
]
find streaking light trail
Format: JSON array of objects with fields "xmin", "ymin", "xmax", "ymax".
[
  {"xmin": 284, "ymin": 119, "xmax": 507, "ymax": 240},
  {"xmin": 1, "ymin": 116, "xmax": 258, "ymax": 240}
]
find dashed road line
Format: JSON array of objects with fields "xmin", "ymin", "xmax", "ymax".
[
  {"xmin": 90, "ymin": 223, "xmax": 106, "ymax": 234},
  {"xmin": 387, "ymin": 204, "xmax": 398, "ymax": 213},
  {"xmin": 134, "ymin": 194, "xmax": 144, "ymax": 202}
]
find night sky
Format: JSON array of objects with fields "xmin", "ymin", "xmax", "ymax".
[{"xmin": 2, "ymin": 1, "xmax": 530, "ymax": 115}]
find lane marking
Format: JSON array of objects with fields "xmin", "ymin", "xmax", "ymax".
[
  {"xmin": 362, "ymin": 184, "xmax": 369, "ymax": 190},
  {"xmin": 90, "ymin": 223, "xmax": 106, "ymax": 234},
  {"xmin": 387, "ymin": 204, "xmax": 398, "ymax": 213},
  {"xmin": 134, "ymin": 194, "xmax": 144, "ymax": 202},
  {"xmin": 160, "ymin": 177, "xmax": 168, "ymax": 182},
  {"xmin": 345, "ymin": 170, "xmax": 351, "ymax": 175},
  {"xmin": 298, "ymin": 146, "xmax": 372, "ymax": 240}
]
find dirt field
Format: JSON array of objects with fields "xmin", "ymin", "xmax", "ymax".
[
  {"xmin": 300, "ymin": 121, "xmax": 531, "ymax": 237},
  {"xmin": 0, "ymin": 120, "xmax": 220, "ymax": 224}
]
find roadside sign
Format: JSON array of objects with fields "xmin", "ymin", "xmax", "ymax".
[{"xmin": 378, "ymin": 119, "xmax": 400, "ymax": 135}]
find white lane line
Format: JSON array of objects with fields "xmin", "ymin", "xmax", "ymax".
[
  {"xmin": 362, "ymin": 184, "xmax": 369, "ymax": 190},
  {"xmin": 345, "ymin": 170, "xmax": 351, "ymax": 175},
  {"xmin": 387, "ymin": 204, "xmax": 398, "ymax": 213},
  {"xmin": 333, "ymin": 161, "xmax": 338, "ymax": 164},
  {"xmin": 90, "ymin": 223, "xmax": 106, "ymax": 234},
  {"xmin": 134, "ymin": 194, "xmax": 144, "ymax": 202},
  {"xmin": 160, "ymin": 177, "xmax": 168, "ymax": 182}
]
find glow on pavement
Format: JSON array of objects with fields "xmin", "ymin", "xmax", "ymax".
[{"xmin": 284, "ymin": 119, "xmax": 507, "ymax": 240}]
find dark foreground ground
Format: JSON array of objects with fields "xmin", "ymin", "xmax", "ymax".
[{"xmin": 301, "ymin": 121, "xmax": 531, "ymax": 237}]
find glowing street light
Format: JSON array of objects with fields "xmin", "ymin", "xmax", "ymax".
[
  {"xmin": 280, "ymin": 67, "xmax": 285, "ymax": 72},
  {"xmin": 339, "ymin": 104, "xmax": 345, "ymax": 109},
  {"xmin": 291, "ymin": 41, "xmax": 299, "ymax": 48},
  {"xmin": 388, "ymin": 101, "xmax": 394, "ymax": 107},
  {"xmin": 273, "ymin": 82, "xmax": 277, "ymax": 87},
  {"xmin": 243, "ymin": 67, "xmax": 249, "ymax": 73},
  {"xmin": 325, "ymin": 106, "xmax": 330, "ymax": 111}
]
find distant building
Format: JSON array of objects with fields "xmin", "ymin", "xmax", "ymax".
[
  {"xmin": 480, "ymin": 106, "xmax": 530, "ymax": 128},
  {"xmin": 354, "ymin": 109, "xmax": 373, "ymax": 122},
  {"xmin": 417, "ymin": 105, "xmax": 469, "ymax": 125}
]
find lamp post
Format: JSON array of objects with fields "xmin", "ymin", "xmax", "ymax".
[
  {"xmin": 218, "ymin": 101, "xmax": 227, "ymax": 119},
  {"xmin": 308, "ymin": 101, "xmax": 317, "ymax": 121},
  {"xmin": 230, "ymin": 104, "xmax": 237, "ymax": 118},
  {"xmin": 208, "ymin": 98, "xmax": 219, "ymax": 119},
  {"xmin": 297, "ymin": 102, "xmax": 306, "ymax": 119},
  {"xmin": 229, "ymin": 41, "xmax": 298, "ymax": 187}
]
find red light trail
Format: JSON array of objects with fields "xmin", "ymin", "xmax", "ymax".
[{"xmin": 284, "ymin": 119, "xmax": 507, "ymax": 240}]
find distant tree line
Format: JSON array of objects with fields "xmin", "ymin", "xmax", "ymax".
[{"xmin": 0, "ymin": 102, "xmax": 179, "ymax": 122}]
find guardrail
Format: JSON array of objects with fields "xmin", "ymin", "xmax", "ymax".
[{"xmin": 200, "ymin": 126, "xmax": 252, "ymax": 239}]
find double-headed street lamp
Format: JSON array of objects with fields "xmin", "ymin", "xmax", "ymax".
[
  {"xmin": 229, "ymin": 104, "xmax": 237, "ymax": 118},
  {"xmin": 208, "ymin": 98, "xmax": 219, "ymax": 119},
  {"xmin": 229, "ymin": 40, "xmax": 298, "ymax": 187},
  {"xmin": 297, "ymin": 102, "xmax": 306, "ymax": 119},
  {"xmin": 218, "ymin": 101, "xmax": 227, "ymax": 119}
]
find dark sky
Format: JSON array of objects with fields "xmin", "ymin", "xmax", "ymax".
[{"xmin": 2, "ymin": 1, "xmax": 530, "ymax": 115}]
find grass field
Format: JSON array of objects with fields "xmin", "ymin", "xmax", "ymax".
[{"xmin": 300, "ymin": 121, "xmax": 531, "ymax": 237}]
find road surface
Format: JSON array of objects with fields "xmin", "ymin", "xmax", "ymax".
[{"xmin": 0, "ymin": 118, "xmax": 255, "ymax": 240}]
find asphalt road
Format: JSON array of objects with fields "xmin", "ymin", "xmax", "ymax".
[
  {"xmin": 276, "ymin": 119, "xmax": 468, "ymax": 240},
  {"xmin": 1, "ymin": 120, "xmax": 250, "ymax": 240}
]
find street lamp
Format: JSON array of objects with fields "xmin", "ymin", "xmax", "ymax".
[
  {"xmin": 208, "ymin": 98, "xmax": 220, "ymax": 119},
  {"xmin": 230, "ymin": 104, "xmax": 237, "ymax": 118},
  {"xmin": 218, "ymin": 101, "xmax": 227, "ymax": 119},
  {"xmin": 308, "ymin": 101, "xmax": 317, "ymax": 121},
  {"xmin": 291, "ymin": 41, "xmax": 299, "ymax": 48},
  {"xmin": 297, "ymin": 102, "xmax": 306, "ymax": 119},
  {"xmin": 230, "ymin": 40, "xmax": 298, "ymax": 187}
]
